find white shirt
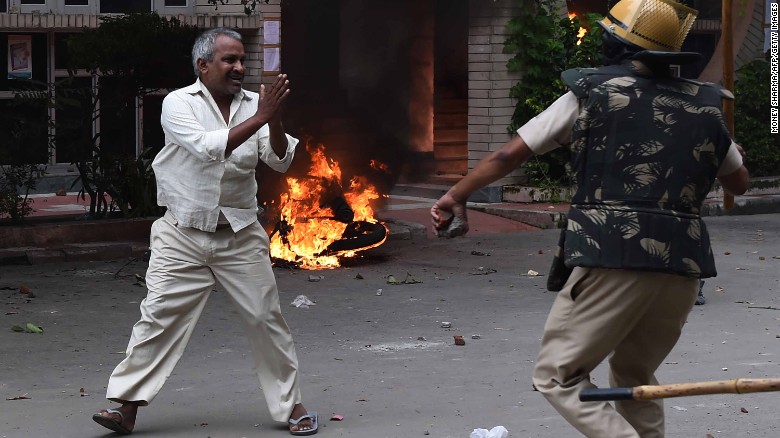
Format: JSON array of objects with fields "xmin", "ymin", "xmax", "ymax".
[
  {"xmin": 517, "ymin": 91, "xmax": 743, "ymax": 176},
  {"xmin": 154, "ymin": 79, "xmax": 298, "ymax": 233}
]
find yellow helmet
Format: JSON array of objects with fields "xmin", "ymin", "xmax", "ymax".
[{"xmin": 599, "ymin": 0, "xmax": 698, "ymax": 52}]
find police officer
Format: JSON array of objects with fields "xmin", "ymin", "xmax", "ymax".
[{"xmin": 431, "ymin": 1, "xmax": 749, "ymax": 436}]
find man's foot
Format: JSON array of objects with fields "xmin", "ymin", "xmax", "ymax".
[
  {"xmin": 695, "ymin": 279, "xmax": 706, "ymax": 305},
  {"xmin": 288, "ymin": 403, "xmax": 318, "ymax": 435},
  {"xmin": 92, "ymin": 402, "xmax": 138, "ymax": 435}
]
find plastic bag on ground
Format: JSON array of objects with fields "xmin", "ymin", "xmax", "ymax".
[
  {"xmin": 290, "ymin": 295, "xmax": 315, "ymax": 308},
  {"xmin": 470, "ymin": 426, "xmax": 509, "ymax": 438}
]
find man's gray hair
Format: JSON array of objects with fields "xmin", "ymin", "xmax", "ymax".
[{"xmin": 192, "ymin": 28, "xmax": 243, "ymax": 77}]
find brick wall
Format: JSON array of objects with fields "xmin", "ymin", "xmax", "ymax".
[{"xmin": 468, "ymin": 0, "xmax": 523, "ymax": 202}]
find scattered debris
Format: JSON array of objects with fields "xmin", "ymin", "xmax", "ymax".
[
  {"xmin": 80, "ymin": 387, "xmax": 89, "ymax": 397},
  {"xmin": 671, "ymin": 406, "xmax": 687, "ymax": 411},
  {"xmin": 330, "ymin": 414, "xmax": 344, "ymax": 421},
  {"xmin": 11, "ymin": 323, "xmax": 44, "ymax": 334},
  {"xmin": 6, "ymin": 393, "xmax": 30, "ymax": 401},
  {"xmin": 290, "ymin": 295, "xmax": 316, "ymax": 308},
  {"xmin": 19, "ymin": 286, "xmax": 34, "ymax": 298},
  {"xmin": 308, "ymin": 275, "xmax": 324, "ymax": 282},
  {"xmin": 740, "ymin": 407, "xmax": 749, "ymax": 413},
  {"xmin": 437, "ymin": 215, "xmax": 467, "ymax": 238},
  {"xmin": 441, "ymin": 322, "xmax": 452, "ymax": 328},
  {"xmin": 747, "ymin": 305, "xmax": 780, "ymax": 311},
  {"xmin": 471, "ymin": 334, "xmax": 481, "ymax": 339},
  {"xmin": 454, "ymin": 335, "xmax": 465, "ymax": 346},
  {"xmin": 134, "ymin": 274, "xmax": 146, "ymax": 287},
  {"xmin": 470, "ymin": 426, "xmax": 509, "ymax": 438},
  {"xmin": 417, "ymin": 336, "xmax": 426, "ymax": 341},
  {"xmin": 354, "ymin": 273, "xmax": 364, "ymax": 280},
  {"xmin": 722, "ymin": 367, "xmax": 728, "ymax": 371},
  {"xmin": 522, "ymin": 269, "xmax": 540, "ymax": 277},
  {"xmin": 387, "ymin": 273, "xmax": 422, "ymax": 285},
  {"xmin": 375, "ymin": 289, "xmax": 383, "ymax": 296},
  {"xmin": 471, "ymin": 250, "xmax": 491, "ymax": 256},
  {"xmin": 470, "ymin": 267, "xmax": 497, "ymax": 275}
]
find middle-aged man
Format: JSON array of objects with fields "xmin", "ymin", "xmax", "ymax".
[
  {"xmin": 431, "ymin": 1, "xmax": 750, "ymax": 436},
  {"xmin": 92, "ymin": 28, "xmax": 318, "ymax": 436}
]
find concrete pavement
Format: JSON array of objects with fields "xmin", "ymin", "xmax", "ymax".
[{"xmin": 1, "ymin": 214, "xmax": 780, "ymax": 437}]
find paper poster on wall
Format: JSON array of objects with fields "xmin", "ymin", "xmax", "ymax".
[
  {"xmin": 264, "ymin": 20, "xmax": 280, "ymax": 45},
  {"xmin": 8, "ymin": 35, "xmax": 32, "ymax": 79},
  {"xmin": 263, "ymin": 47, "xmax": 280, "ymax": 73}
]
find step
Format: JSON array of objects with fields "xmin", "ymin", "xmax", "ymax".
[
  {"xmin": 391, "ymin": 182, "xmax": 452, "ymax": 199},
  {"xmin": 434, "ymin": 142, "xmax": 467, "ymax": 160},
  {"xmin": 434, "ymin": 128, "xmax": 467, "ymax": 144},
  {"xmin": 435, "ymin": 98, "xmax": 468, "ymax": 114},
  {"xmin": 426, "ymin": 173, "xmax": 464, "ymax": 185},
  {"xmin": 434, "ymin": 112, "xmax": 467, "ymax": 128},
  {"xmin": 435, "ymin": 159, "xmax": 468, "ymax": 176}
]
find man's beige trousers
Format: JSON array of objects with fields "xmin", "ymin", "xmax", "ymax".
[
  {"xmin": 106, "ymin": 212, "xmax": 301, "ymax": 422},
  {"xmin": 533, "ymin": 267, "xmax": 698, "ymax": 438}
]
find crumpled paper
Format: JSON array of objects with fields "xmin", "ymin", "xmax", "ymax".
[
  {"xmin": 290, "ymin": 295, "xmax": 315, "ymax": 308},
  {"xmin": 470, "ymin": 426, "xmax": 509, "ymax": 438}
]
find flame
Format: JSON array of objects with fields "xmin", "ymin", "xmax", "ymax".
[
  {"xmin": 576, "ymin": 26, "xmax": 588, "ymax": 45},
  {"xmin": 269, "ymin": 142, "xmax": 388, "ymax": 269},
  {"xmin": 370, "ymin": 159, "xmax": 390, "ymax": 173},
  {"xmin": 568, "ymin": 13, "xmax": 588, "ymax": 46}
]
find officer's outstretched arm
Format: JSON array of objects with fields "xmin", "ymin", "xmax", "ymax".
[
  {"xmin": 443, "ymin": 135, "xmax": 533, "ymax": 204},
  {"xmin": 718, "ymin": 165, "xmax": 749, "ymax": 196}
]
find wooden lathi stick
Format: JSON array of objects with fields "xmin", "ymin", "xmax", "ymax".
[{"xmin": 579, "ymin": 378, "xmax": 780, "ymax": 402}]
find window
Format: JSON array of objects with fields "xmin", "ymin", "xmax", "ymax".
[
  {"xmin": 0, "ymin": 0, "xmax": 6, "ymax": 13},
  {"xmin": 100, "ymin": 0, "xmax": 150, "ymax": 13},
  {"xmin": 55, "ymin": 77, "xmax": 94, "ymax": 163},
  {"xmin": 164, "ymin": 0, "xmax": 186, "ymax": 6},
  {"xmin": 20, "ymin": 0, "xmax": 46, "ymax": 4},
  {"xmin": 65, "ymin": 0, "xmax": 90, "ymax": 5}
]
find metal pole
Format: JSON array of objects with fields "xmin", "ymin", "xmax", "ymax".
[{"xmin": 722, "ymin": 0, "xmax": 735, "ymax": 209}]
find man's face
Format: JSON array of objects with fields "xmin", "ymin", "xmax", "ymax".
[{"xmin": 199, "ymin": 35, "xmax": 246, "ymax": 100}]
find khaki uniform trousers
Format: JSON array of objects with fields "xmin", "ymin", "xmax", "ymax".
[
  {"xmin": 532, "ymin": 267, "xmax": 698, "ymax": 438},
  {"xmin": 106, "ymin": 212, "xmax": 301, "ymax": 422}
]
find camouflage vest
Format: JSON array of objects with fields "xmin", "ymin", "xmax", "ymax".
[{"xmin": 547, "ymin": 64, "xmax": 733, "ymax": 291}]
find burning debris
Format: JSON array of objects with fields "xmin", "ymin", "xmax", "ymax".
[{"xmin": 269, "ymin": 143, "xmax": 388, "ymax": 269}]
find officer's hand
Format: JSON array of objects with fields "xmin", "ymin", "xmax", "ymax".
[{"xmin": 431, "ymin": 193, "xmax": 469, "ymax": 235}]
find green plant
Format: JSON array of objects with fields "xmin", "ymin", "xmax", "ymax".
[
  {"xmin": 207, "ymin": 0, "xmax": 271, "ymax": 15},
  {"xmin": 62, "ymin": 13, "xmax": 198, "ymax": 218},
  {"xmin": 504, "ymin": 1, "xmax": 603, "ymax": 189},
  {"xmin": 0, "ymin": 165, "xmax": 39, "ymax": 224},
  {"xmin": 734, "ymin": 54, "xmax": 778, "ymax": 177},
  {"xmin": 0, "ymin": 82, "xmax": 54, "ymax": 224}
]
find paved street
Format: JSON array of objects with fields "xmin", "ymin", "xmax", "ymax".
[{"xmin": 1, "ymin": 214, "xmax": 779, "ymax": 438}]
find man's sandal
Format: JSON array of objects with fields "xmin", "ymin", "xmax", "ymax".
[
  {"xmin": 92, "ymin": 408, "xmax": 133, "ymax": 435},
  {"xmin": 288, "ymin": 411, "xmax": 318, "ymax": 436}
]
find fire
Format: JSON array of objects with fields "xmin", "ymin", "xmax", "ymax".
[
  {"xmin": 370, "ymin": 159, "xmax": 390, "ymax": 173},
  {"xmin": 269, "ymin": 142, "xmax": 388, "ymax": 269},
  {"xmin": 568, "ymin": 13, "xmax": 588, "ymax": 46}
]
